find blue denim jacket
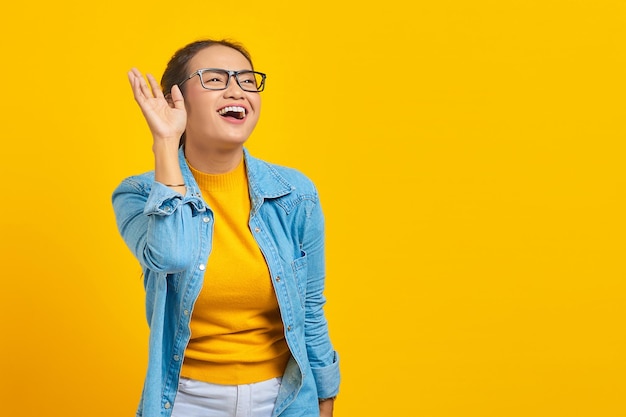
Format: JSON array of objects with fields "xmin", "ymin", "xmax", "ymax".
[{"xmin": 112, "ymin": 148, "xmax": 340, "ymax": 417}]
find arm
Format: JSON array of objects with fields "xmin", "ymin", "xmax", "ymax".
[
  {"xmin": 112, "ymin": 69, "xmax": 200, "ymax": 272},
  {"xmin": 112, "ymin": 178, "xmax": 200, "ymax": 273},
  {"xmin": 127, "ymin": 68, "xmax": 187, "ymax": 192},
  {"xmin": 301, "ymin": 194, "xmax": 340, "ymax": 409},
  {"xmin": 319, "ymin": 398, "xmax": 335, "ymax": 417}
]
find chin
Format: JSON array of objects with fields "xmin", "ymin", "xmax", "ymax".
[
  {"xmin": 213, "ymin": 135, "xmax": 250, "ymax": 150},
  {"xmin": 218, "ymin": 128, "xmax": 254, "ymax": 144}
]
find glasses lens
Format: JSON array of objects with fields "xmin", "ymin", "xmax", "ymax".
[
  {"xmin": 200, "ymin": 70, "xmax": 229, "ymax": 90},
  {"xmin": 237, "ymin": 71, "xmax": 265, "ymax": 92}
]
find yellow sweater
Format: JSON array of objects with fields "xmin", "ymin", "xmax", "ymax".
[{"xmin": 181, "ymin": 157, "xmax": 290, "ymax": 385}]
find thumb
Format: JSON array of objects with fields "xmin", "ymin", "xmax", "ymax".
[{"xmin": 169, "ymin": 84, "xmax": 185, "ymax": 109}]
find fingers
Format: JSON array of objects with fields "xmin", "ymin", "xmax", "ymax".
[
  {"xmin": 126, "ymin": 68, "xmax": 187, "ymax": 140},
  {"xmin": 127, "ymin": 68, "xmax": 142, "ymax": 99},
  {"xmin": 169, "ymin": 84, "xmax": 185, "ymax": 110},
  {"xmin": 128, "ymin": 68, "xmax": 150, "ymax": 102},
  {"xmin": 128, "ymin": 68, "xmax": 162, "ymax": 101},
  {"xmin": 146, "ymin": 73, "xmax": 164, "ymax": 99}
]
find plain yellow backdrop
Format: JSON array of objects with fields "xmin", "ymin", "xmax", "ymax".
[{"xmin": 1, "ymin": 1, "xmax": 624, "ymax": 416}]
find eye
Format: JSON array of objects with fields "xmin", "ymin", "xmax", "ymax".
[
  {"xmin": 238, "ymin": 72, "xmax": 259, "ymax": 86},
  {"xmin": 201, "ymin": 70, "xmax": 228, "ymax": 85}
]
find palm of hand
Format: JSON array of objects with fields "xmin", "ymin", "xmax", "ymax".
[{"xmin": 128, "ymin": 68, "xmax": 187, "ymax": 142}]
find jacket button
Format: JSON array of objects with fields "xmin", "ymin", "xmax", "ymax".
[
  {"xmin": 254, "ymin": 227, "xmax": 260, "ymax": 233},
  {"xmin": 173, "ymin": 355, "xmax": 180, "ymax": 361},
  {"xmin": 183, "ymin": 309, "xmax": 190, "ymax": 316},
  {"xmin": 199, "ymin": 264, "xmax": 206, "ymax": 271},
  {"xmin": 287, "ymin": 326, "xmax": 292, "ymax": 331},
  {"xmin": 164, "ymin": 402, "xmax": 171, "ymax": 409},
  {"xmin": 202, "ymin": 216, "xmax": 211, "ymax": 223},
  {"xmin": 276, "ymin": 276, "xmax": 281, "ymax": 282}
]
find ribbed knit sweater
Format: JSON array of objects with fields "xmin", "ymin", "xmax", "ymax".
[{"xmin": 181, "ymin": 157, "xmax": 290, "ymax": 385}]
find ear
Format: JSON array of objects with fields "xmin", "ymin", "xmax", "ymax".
[{"xmin": 165, "ymin": 93, "xmax": 174, "ymax": 107}]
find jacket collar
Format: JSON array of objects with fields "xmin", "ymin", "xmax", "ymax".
[{"xmin": 177, "ymin": 147, "xmax": 294, "ymax": 213}]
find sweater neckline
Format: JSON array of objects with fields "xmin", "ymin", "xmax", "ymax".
[{"xmin": 187, "ymin": 157, "xmax": 246, "ymax": 192}]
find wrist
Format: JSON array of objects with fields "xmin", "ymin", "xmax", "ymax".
[
  {"xmin": 153, "ymin": 144, "xmax": 184, "ymax": 187},
  {"xmin": 319, "ymin": 397, "xmax": 334, "ymax": 417},
  {"xmin": 152, "ymin": 140, "xmax": 181, "ymax": 154}
]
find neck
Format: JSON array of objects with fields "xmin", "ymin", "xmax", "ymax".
[{"xmin": 184, "ymin": 141, "xmax": 244, "ymax": 174}]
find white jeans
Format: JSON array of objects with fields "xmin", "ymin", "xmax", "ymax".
[{"xmin": 171, "ymin": 377, "xmax": 282, "ymax": 417}]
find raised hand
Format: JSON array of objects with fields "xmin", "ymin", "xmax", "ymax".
[
  {"xmin": 128, "ymin": 68, "xmax": 187, "ymax": 145},
  {"xmin": 128, "ymin": 68, "xmax": 187, "ymax": 189}
]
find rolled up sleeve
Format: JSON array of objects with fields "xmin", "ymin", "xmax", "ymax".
[{"xmin": 113, "ymin": 177, "xmax": 205, "ymax": 273}]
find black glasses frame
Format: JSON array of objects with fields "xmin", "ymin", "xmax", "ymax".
[{"xmin": 178, "ymin": 68, "xmax": 266, "ymax": 92}]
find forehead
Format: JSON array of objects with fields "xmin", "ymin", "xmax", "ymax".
[{"xmin": 188, "ymin": 45, "xmax": 252, "ymax": 71}]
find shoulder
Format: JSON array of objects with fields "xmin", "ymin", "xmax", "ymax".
[
  {"xmin": 269, "ymin": 161, "xmax": 317, "ymax": 192},
  {"xmin": 245, "ymin": 152, "xmax": 319, "ymax": 200}
]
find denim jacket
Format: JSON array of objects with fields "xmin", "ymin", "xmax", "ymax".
[{"xmin": 112, "ymin": 148, "xmax": 340, "ymax": 417}]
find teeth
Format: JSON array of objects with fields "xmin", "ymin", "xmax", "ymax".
[{"xmin": 218, "ymin": 106, "xmax": 246, "ymax": 116}]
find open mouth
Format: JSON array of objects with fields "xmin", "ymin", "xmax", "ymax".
[{"xmin": 217, "ymin": 106, "xmax": 247, "ymax": 120}]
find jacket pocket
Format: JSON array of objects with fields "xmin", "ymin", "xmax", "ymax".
[{"xmin": 291, "ymin": 251, "xmax": 308, "ymax": 308}]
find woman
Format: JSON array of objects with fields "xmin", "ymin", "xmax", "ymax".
[{"xmin": 112, "ymin": 39, "xmax": 340, "ymax": 417}]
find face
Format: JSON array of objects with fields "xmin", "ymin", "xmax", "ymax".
[{"xmin": 182, "ymin": 45, "xmax": 262, "ymax": 151}]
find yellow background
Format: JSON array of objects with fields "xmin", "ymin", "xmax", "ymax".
[{"xmin": 1, "ymin": 1, "xmax": 624, "ymax": 416}]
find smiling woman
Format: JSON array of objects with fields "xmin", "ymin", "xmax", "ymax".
[{"xmin": 112, "ymin": 39, "xmax": 340, "ymax": 417}]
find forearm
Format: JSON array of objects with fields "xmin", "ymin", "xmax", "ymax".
[
  {"xmin": 319, "ymin": 398, "xmax": 335, "ymax": 417},
  {"xmin": 113, "ymin": 178, "xmax": 199, "ymax": 273},
  {"xmin": 304, "ymin": 273, "xmax": 341, "ymax": 398},
  {"xmin": 153, "ymin": 141, "xmax": 186, "ymax": 193}
]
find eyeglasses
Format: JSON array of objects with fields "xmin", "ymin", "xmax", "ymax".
[{"xmin": 179, "ymin": 68, "xmax": 266, "ymax": 92}]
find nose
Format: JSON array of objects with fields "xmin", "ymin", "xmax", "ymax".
[{"xmin": 223, "ymin": 74, "xmax": 245, "ymax": 98}]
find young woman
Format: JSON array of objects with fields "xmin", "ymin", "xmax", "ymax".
[{"xmin": 112, "ymin": 39, "xmax": 340, "ymax": 417}]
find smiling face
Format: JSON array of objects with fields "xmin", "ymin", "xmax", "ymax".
[{"xmin": 182, "ymin": 44, "xmax": 262, "ymax": 153}]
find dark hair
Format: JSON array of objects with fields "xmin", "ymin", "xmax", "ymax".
[{"xmin": 160, "ymin": 39, "xmax": 255, "ymax": 147}]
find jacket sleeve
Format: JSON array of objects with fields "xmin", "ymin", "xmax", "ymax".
[
  {"xmin": 112, "ymin": 177, "xmax": 203, "ymax": 273},
  {"xmin": 301, "ymin": 192, "xmax": 341, "ymax": 399}
]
